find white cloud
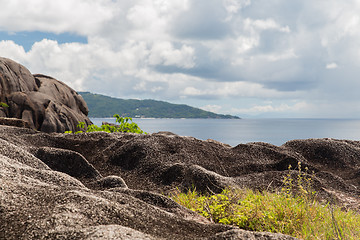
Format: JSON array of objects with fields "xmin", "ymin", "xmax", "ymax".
[
  {"xmin": 2, "ymin": 0, "xmax": 360, "ymax": 117},
  {"xmin": 0, "ymin": 40, "xmax": 26, "ymax": 60},
  {"xmin": 223, "ymin": 0, "xmax": 251, "ymax": 21},
  {"xmin": 326, "ymin": 63, "xmax": 338, "ymax": 69},
  {"xmin": 223, "ymin": 0, "xmax": 251, "ymax": 14},
  {"xmin": 231, "ymin": 102, "xmax": 309, "ymax": 115},
  {"xmin": 200, "ymin": 104, "xmax": 223, "ymax": 113},
  {"xmin": 148, "ymin": 41, "xmax": 195, "ymax": 68},
  {"xmin": 244, "ymin": 18, "xmax": 290, "ymax": 33},
  {"xmin": 0, "ymin": 0, "xmax": 115, "ymax": 35},
  {"xmin": 180, "ymin": 81, "xmax": 301, "ymax": 99}
]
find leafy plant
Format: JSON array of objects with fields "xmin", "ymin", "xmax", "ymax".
[
  {"xmin": 65, "ymin": 114, "xmax": 146, "ymax": 134},
  {"xmin": 0, "ymin": 102, "xmax": 9, "ymax": 108},
  {"xmin": 112, "ymin": 114, "xmax": 145, "ymax": 134},
  {"xmin": 170, "ymin": 163, "xmax": 360, "ymax": 239}
]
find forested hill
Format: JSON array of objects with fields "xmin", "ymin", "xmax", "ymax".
[{"xmin": 79, "ymin": 92, "xmax": 240, "ymax": 119}]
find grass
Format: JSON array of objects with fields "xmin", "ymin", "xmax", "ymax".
[{"xmin": 170, "ymin": 162, "xmax": 360, "ymax": 239}]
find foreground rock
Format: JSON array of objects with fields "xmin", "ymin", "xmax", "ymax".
[
  {"xmin": 1, "ymin": 125, "xmax": 360, "ymax": 239},
  {"xmin": 0, "ymin": 57, "xmax": 91, "ymax": 133}
]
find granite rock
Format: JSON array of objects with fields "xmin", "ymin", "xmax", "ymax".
[
  {"xmin": 0, "ymin": 57, "xmax": 91, "ymax": 133},
  {"xmin": 2, "ymin": 124, "xmax": 360, "ymax": 239}
]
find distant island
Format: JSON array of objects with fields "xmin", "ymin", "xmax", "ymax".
[{"xmin": 79, "ymin": 92, "xmax": 240, "ymax": 119}]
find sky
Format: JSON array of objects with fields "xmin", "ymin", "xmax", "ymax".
[{"xmin": 1, "ymin": 0, "xmax": 360, "ymax": 118}]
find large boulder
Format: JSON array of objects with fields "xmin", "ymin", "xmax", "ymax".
[
  {"xmin": 0, "ymin": 125, "xmax": 300, "ymax": 239},
  {"xmin": 0, "ymin": 57, "xmax": 91, "ymax": 133}
]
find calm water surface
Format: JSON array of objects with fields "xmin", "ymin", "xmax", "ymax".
[{"xmin": 90, "ymin": 118, "xmax": 360, "ymax": 146}]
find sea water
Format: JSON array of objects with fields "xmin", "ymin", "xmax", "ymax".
[{"xmin": 90, "ymin": 118, "xmax": 360, "ymax": 146}]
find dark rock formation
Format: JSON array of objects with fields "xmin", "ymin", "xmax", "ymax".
[
  {"xmin": 0, "ymin": 57, "xmax": 91, "ymax": 133},
  {"xmin": 90, "ymin": 175, "xmax": 128, "ymax": 190},
  {"xmin": 0, "ymin": 117, "xmax": 31, "ymax": 128},
  {"xmin": 32, "ymin": 146, "xmax": 101, "ymax": 179},
  {"xmin": 1, "ymin": 125, "xmax": 360, "ymax": 239}
]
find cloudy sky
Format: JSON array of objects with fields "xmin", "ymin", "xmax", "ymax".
[{"xmin": 1, "ymin": 0, "xmax": 360, "ymax": 118}]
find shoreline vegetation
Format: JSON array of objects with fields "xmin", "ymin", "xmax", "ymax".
[
  {"xmin": 66, "ymin": 114, "xmax": 146, "ymax": 134},
  {"xmin": 79, "ymin": 91, "xmax": 240, "ymax": 119}
]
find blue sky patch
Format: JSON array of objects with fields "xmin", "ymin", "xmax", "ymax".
[{"xmin": 0, "ymin": 31, "xmax": 88, "ymax": 52}]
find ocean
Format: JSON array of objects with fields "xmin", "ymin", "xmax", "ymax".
[{"xmin": 90, "ymin": 118, "xmax": 360, "ymax": 146}]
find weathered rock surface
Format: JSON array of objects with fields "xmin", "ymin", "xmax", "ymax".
[
  {"xmin": 0, "ymin": 57, "xmax": 91, "ymax": 133},
  {"xmin": 0, "ymin": 116, "xmax": 31, "ymax": 128},
  {"xmin": 1, "ymin": 125, "xmax": 360, "ymax": 239}
]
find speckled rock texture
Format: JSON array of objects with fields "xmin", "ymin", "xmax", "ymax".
[
  {"xmin": 2, "ymin": 124, "xmax": 360, "ymax": 239},
  {"xmin": 0, "ymin": 57, "xmax": 91, "ymax": 133}
]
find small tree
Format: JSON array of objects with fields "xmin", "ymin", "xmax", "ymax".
[{"xmin": 65, "ymin": 114, "xmax": 146, "ymax": 134}]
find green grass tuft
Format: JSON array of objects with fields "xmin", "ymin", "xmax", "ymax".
[
  {"xmin": 171, "ymin": 188, "xmax": 360, "ymax": 239},
  {"xmin": 170, "ymin": 162, "xmax": 360, "ymax": 239}
]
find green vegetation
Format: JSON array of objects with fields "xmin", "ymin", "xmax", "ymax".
[
  {"xmin": 170, "ymin": 162, "xmax": 360, "ymax": 240},
  {"xmin": 0, "ymin": 102, "xmax": 9, "ymax": 108},
  {"xmin": 65, "ymin": 114, "xmax": 146, "ymax": 134},
  {"xmin": 79, "ymin": 92, "xmax": 239, "ymax": 119}
]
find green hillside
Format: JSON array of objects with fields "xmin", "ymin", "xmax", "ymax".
[{"xmin": 79, "ymin": 92, "xmax": 240, "ymax": 119}]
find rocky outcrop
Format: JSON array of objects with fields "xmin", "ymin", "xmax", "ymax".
[
  {"xmin": 0, "ymin": 57, "xmax": 91, "ymax": 133},
  {"xmin": 1, "ymin": 125, "xmax": 360, "ymax": 239},
  {"xmin": 0, "ymin": 125, "xmax": 301, "ymax": 239}
]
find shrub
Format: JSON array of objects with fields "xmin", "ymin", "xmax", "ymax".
[{"xmin": 65, "ymin": 114, "xmax": 146, "ymax": 134}]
